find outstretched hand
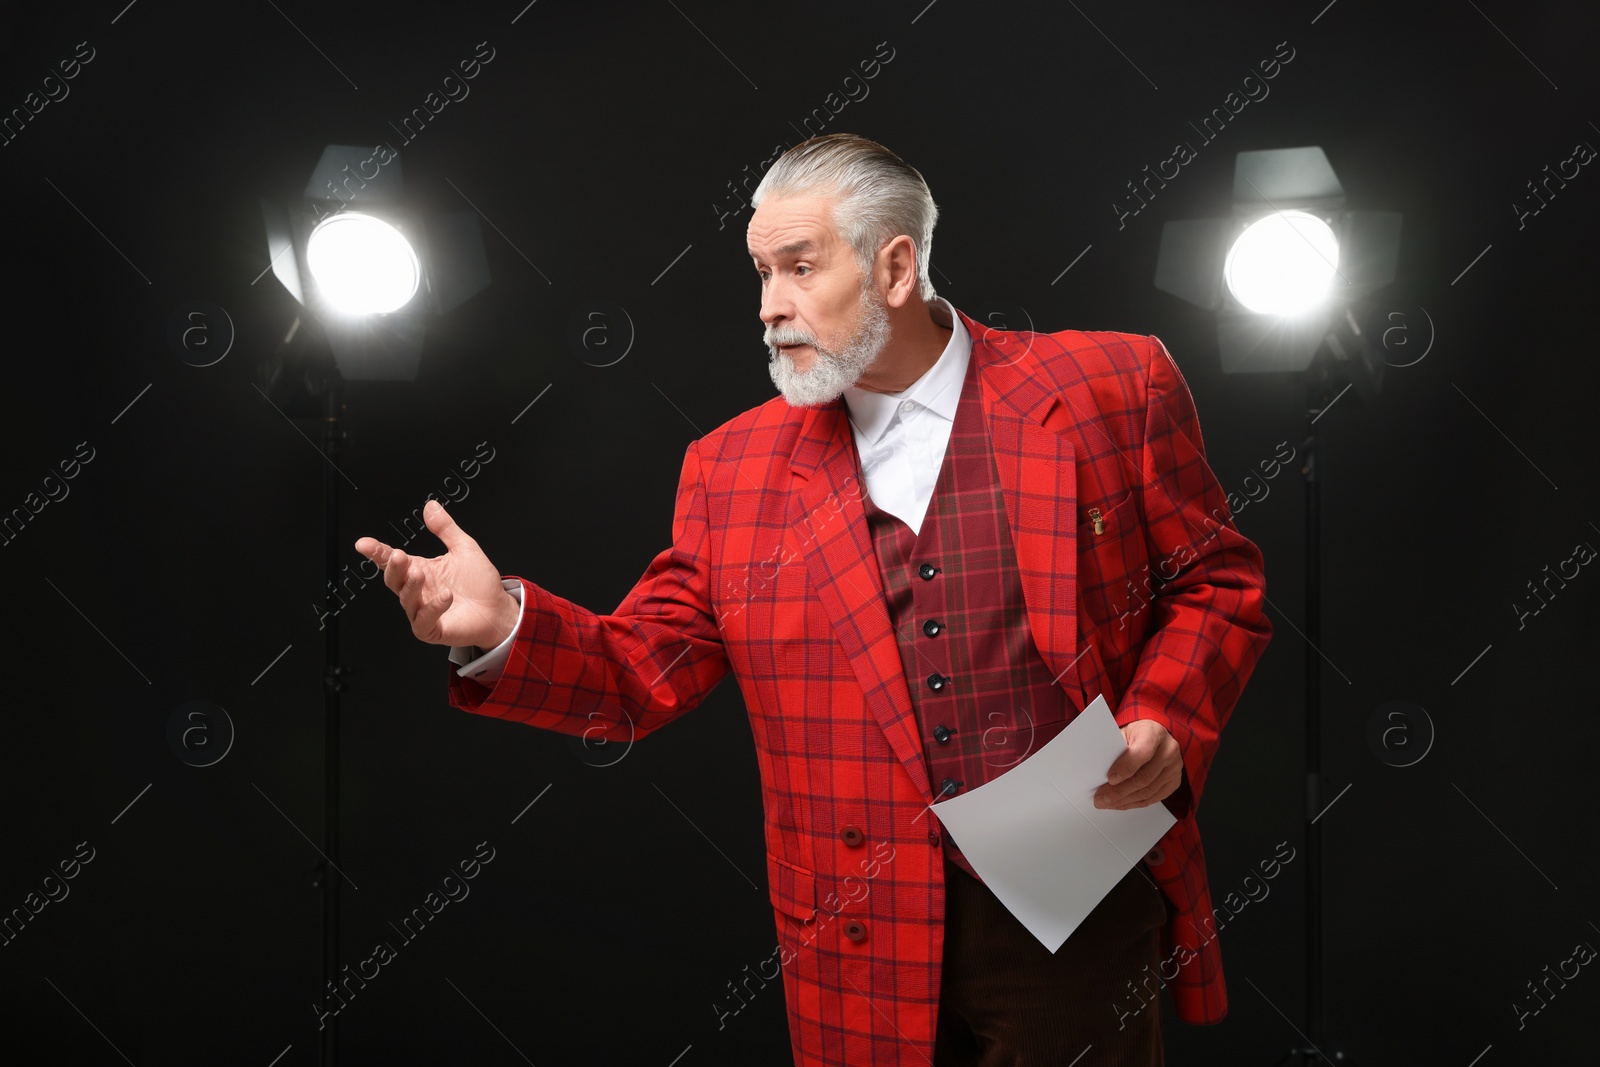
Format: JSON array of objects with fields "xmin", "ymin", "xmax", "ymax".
[{"xmin": 354, "ymin": 499, "xmax": 519, "ymax": 650}]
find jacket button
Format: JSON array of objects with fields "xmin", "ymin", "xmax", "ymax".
[
  {"xmin": 928, "ymin": 831, "xmax": 941, "ymax": 846},
  {"xmin": 840, "ymin": 824, "xmax": 865, "ymax": 848},
  {"xmin": 940, "ymin": 777, "xmax": 962, "ymax": 797},
  {"xmin": 918, "ymin": 563, "xmax": 939, "ymax": 580},
  {"xmin": 932, "ymin": 725, "xmax": 952, "ymax": 744},
  {"xmin": 843, "ymin": 919, "xmax": 868, "ymax": 943},
  {"xmin": 927, "ymin": 673, "xmax": 948, "ymax": 691},
  {"xmin": 922, "ymin": 619, "xmax": 943, "ymax": 637},
  {"xmin": 1145, "ymin": 845, "xmax": 1166, "ymax": 866}
]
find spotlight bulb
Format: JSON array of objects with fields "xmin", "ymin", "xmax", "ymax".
[
  {"xmin": 1224, "ymin": 211, "xmax": 1340, "ymax": 316},
  {"xmin": 306, "ymin": 212, "xmax": 421, "ymax": 315}
]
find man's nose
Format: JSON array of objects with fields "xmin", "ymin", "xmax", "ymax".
[{"xmin": 759, "ymin": 276, "xmax": 793, "ymax": 329}]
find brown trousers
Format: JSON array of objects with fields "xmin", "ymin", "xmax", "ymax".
[{"xmin": 933, "ymin": 856, "xmax": 1168, "ymax": 1066}]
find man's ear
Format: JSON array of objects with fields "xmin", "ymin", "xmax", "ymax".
[{"xmin": 877, "ymin": 234, "xmax": 919, "ymax": 308}]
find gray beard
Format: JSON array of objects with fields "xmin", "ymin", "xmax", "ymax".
[{"xmin": 766, "ymin": 286, "xmax": 891, "ymax": 408}]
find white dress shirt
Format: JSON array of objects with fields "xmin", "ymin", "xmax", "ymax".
[{"xmin": 448, "ymin": 296, "xmax": 971, "ymax": 684}]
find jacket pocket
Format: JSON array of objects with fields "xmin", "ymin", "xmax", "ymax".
[{"xmin": 766, "ymin": 851, "xmax": 817, "ymax": 921}]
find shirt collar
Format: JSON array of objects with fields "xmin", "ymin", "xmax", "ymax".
[{"xmin": 842, "ymin": 296, "xmax": 970, "ymax": 447}]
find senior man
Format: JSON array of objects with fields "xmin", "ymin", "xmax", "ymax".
[{"xmin": 356, "ymin": 132, "xmax": 1272, "ymax": 1066}]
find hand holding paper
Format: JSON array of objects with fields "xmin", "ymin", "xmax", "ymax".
[
  {"xmin": 1095, "ymin": 719, "xmax": 1183, "ymax": 809},
  {"xmin": 928, "ymin": 694, "xmax": 1176, "ymax": 952}
]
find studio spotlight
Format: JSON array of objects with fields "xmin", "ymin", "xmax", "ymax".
[
  {"xmin": 259, "ymin": 143, "xmax": 490, "ymax": 382},
  {"xmin": 1155, "ymin": 145, "xmax": 1401, "ymax": 379}
]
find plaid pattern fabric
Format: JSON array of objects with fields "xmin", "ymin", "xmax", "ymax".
[
  {"xmin": 446, "ymin": 309, "xmax": 1273, "ymax": 1065},
  {"xmin": 863, "ymin": 344, "xmax": 1077, "ymax": 884}
]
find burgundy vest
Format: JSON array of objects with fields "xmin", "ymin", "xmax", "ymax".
[{"xmin": 859, "ymin": 348, "xmax": 1081, "ymax": 881}]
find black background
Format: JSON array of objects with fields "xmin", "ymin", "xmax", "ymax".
[{"xmin": 2, "ymin": 1, "xmax": 1596, "ymax": 1063}]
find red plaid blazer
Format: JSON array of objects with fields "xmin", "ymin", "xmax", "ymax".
[{"xmin": 448, "ymin": 308, "xmax": 1272, "ymax": 1065}]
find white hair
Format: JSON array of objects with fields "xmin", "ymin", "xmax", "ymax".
[{"xmin": 751, "ymin": 133, "xmax": 939, "ymax": 302}]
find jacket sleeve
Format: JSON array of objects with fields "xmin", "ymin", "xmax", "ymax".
[
  {"xmin": 446, "ymin": 439, "xmax": 731, "ymax": 741},
  {"xmin": 1115, "ymin": 335, "xmax": 1273, "ymax": 817}
]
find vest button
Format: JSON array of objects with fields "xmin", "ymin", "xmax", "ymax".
[
  {"xmin": 843, "ymin": 919, "xmax": 868, "ymax": 943},
  {"xmin": 839, "ymin": 824, "xmax": 865, "ymax": 848},
  {"xmin": 926, "ymin": 673, "xmax": 947, "ymax": 691},
  {"xmin": 928, "ymin": 831, "xmax": 941, "ymax": 846},
  {"xmin": 918, "ymin": 563, "xmax": 939, "ymax": 580},
  {"xmin": 922, "ymin": 619, "xmax": 943, "ymax": 637},
  {"xmin": 940, "ymin": 777, "xmax": 962, "ymax": 796},
  {"xmin": 932, "ymin": 725, "xmax": 952, "ymax": 744}
]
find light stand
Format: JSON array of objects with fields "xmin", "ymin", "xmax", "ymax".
[
  {"xmin": 255, "ymin": 323, "xmax": 353, "ymax": 1065},
  {"xmin": 1280, "ymin": 310, "xmax": 1383, "ymax": 1067},
  {"xmin": 1276, "ymin": 359, "xmax": 1349, "ymax": 1067},
  {"xmin": 1272, "ymin": 312, "xmax": 1384, "ymax": 1065},
  {"xmin": 319, "ymin": 375, "xmax": 348, "ymax": 1066}
]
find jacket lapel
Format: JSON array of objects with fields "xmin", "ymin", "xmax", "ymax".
[
  {"xmin": 788, "ymin": 405, "xmax": 931, "ymax": 799},
  {"xmin": 977, "ymin": 369, "xmax": 1086, "ymax": 713}
]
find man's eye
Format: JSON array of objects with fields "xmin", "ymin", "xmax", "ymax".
[{"xmin": 795, "ymin": 265, "xmax": 811, "ymax": 276}]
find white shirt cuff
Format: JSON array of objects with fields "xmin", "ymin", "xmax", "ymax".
[{"xmin": 447, "ymin": 579, "xmax": 523, "ymax": 684}]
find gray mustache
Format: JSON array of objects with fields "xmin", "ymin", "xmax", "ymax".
[{"xmin": 765, "ymin": 328, "xmax": 816, "ymax": 348}]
